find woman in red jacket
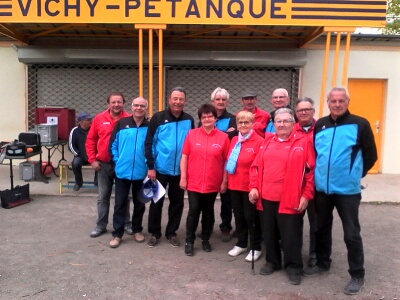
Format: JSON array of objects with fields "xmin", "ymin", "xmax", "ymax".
[
  {"xmin": 226, "ymin": 111, "xmax": 264, "ymax": 262},
  {"xmin": 249, "ymin": 108, "xmax": 315, "ymax": 286},
  {"xmin": 180, "ymin": 104, "xmax": 230, "ymax": 256}
]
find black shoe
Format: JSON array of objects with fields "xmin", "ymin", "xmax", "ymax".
[
  {"xmin": 168, "ymin": 236, "xmax": 181, "ymax": 247},
  {"xmin": 124, "ymin": 226, "xmax": 134, "ymax": 235},
  {"xmin": 185, "ymin": 243, "xmax": 194, "ymax": 256},
  {"xmin": 308, "ymin": 257, "xmax": 318, "ymax": 268},
  {"xmin": 148, "ymin": 236, "xmax": 159, "ymax": 247},
  {"xmin": 90, "ymin": 227, "xmax": 106, "ymax": 238},
  {"xmin": 221, "ymin": 230, "xmax": 232, "ymax": 242},
  {"xmin": 303, "ymin": 265, "xmax": 329, "ymax": 277},
  {"xmin": 259, "ymin": 263, "xmax": 281, "ymax": 275},
  {"xmin": 73, "ymin": 184, "xmax": 82, "ymax": 191},
  {"xmin": 344, "ymin": 278, "xmax": 365, "ymax": 295},
  {"xmin": 202, "ymin": 240, "xmax": 212, "ymax": 252},
  {"xmin": 289, "ymin": 274, "xmax": 302, "ymax": 285}
]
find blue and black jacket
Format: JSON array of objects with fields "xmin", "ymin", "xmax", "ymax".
[
  {"xmin": 145, "ymin": 108, "xmax": 194, "ymax": 176},
  {"xmin": 314, "ymin": 110, "xmax": 377, "ymax": 195},
  {"xmin": 109, "ymin": 116, "xmax": 149, "ymax": 180}
]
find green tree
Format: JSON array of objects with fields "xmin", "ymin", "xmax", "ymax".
[{"xmin": 384, "ymin": 0, "xmax": 400, "ymax": 34}]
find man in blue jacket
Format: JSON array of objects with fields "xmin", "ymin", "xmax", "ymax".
[
  {"xmin": 303, "ymin": 87, "xmax": 377, "ymax": 295},
  {"xmin": 108, "ymin": 97, "xmax": 149, "ymax": 248},
  {"xmin": 145, "ymin": 87, "xmax": 195, "ymax": 248}
]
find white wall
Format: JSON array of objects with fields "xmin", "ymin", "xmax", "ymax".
[
  {"xmin": 0, "ymin": 45, "xmax": 27, "ymax": 141},
  {"xmin": 303, "ymin": 48, "xmax": 400, "ymax": 174}
]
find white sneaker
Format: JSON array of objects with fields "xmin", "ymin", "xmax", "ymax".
[
  {"xmin": 245, "ymin": 250, "xmax": 262, "ymax": 262},
  {"xmin": 228, "ymin": 246, "xmax": 247, "ymax": 257}
]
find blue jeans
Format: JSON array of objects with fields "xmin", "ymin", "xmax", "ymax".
[
  {"xmin": 95, "ymin": 162, "xmax": 115, "ymax": 230},
  {"xmin": 315, "ymin": 191, "xmax": 365, "ymax": 278}
]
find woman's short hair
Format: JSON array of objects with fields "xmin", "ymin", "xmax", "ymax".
[
  {"xmin": 236, "ymin": 111, "xmax": 254, "ymax": 123},
  {"xmin": 211, "ymin": 87, "xmax": 230, "ymax": 101},
  {"xmin": 198, "ymin": 103, "xmax": 217, "ymax": 119}
]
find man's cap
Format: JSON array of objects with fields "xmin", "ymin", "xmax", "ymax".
[
  {"xmin": 77, "ymin": 112, "xmax": 92, "ymax": 122},
  {"xmin": 137, "ymin": 179, "xmax": 158, "ymax": 204},
  {"xmin": 242, "ymin": 90, "xmax": 257, "ymax": 98}
]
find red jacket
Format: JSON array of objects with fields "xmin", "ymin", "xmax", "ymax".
[
  {"xmin": 86, "ymin": 109, "xmax": 130, "ymax": 163},
  {"xmin": 293, "ymin": 119, "xmax": 316, "ymax": 142},
  {"xmin": 227, "ymin": 132, "xmax": 264, "ymax": 192},
  {"xmin": 240, "ymin": 107, "xmax": 270, "ymax": 138},
  {"xmin": 182, "ymin": 127, "xmax": 230, "ymax": 193},
  {"xmin": 249, "ymin": 132, "xmax": 315, "ymax": 214}
]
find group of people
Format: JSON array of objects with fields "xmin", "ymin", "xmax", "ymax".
[{"xmin": 68, "ymin": 85, "xmax": 377, "ymax": 296}]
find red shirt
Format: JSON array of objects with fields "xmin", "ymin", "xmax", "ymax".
[
  {"xmin": 227, "ymin": 133, "xmax": 264, "ymax": 192},
  {"xmin": 182, "ymin": 127, "xmax": 229, "ymax": 193},
  {"xmin": 86, "ymin": 109, "xmax": 130, "ymax": 163}
]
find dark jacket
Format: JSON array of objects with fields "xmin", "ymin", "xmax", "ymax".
[
  {"xmin": 68, "ymin": 125, "xmax": 90, "ymax": 163},
  {"xmin": 145, "ymin": 108, "xmax": 194, "ymax": 176}
]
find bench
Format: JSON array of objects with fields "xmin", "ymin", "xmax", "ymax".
[{"xmin": 59, "ymin": 161, "xmax": 97, "ymax": 193}]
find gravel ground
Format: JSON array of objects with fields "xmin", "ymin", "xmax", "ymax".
[{"xmin": 0, "ymin": 195, "xmax": 399, "ymax": 300}]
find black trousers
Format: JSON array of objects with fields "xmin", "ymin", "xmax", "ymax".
[
  {"xmin": 315, "ymin": 191, "xmax": 365, "ymax": 278},
  {"xmin": 306, "ymin": 198, "xmax": 317, "ymax": 256},
  {"xmin": 219, "ymin": 190, "xmax": 233, "ymax": 232},
  {"xmin": 230, "ymin": 190, "xmax": 262, "ymax": 250},
  {"xmin": 71, "ymin": 156, "xmax": 97, "ymax": 186},
  {"xmin": 186, "ymin": 191, "xmax": 218, "ymax": 243},
  {"xmin": 112, "ymin": 178, "xmax": 145, "ymax": 238},
  {"xmin": 261, "ymin": 199, "xmax": 304, "ymax": 275},
  {"xmin": 148, "ymin": 173, "xmax": 184, "ymax": 239}
]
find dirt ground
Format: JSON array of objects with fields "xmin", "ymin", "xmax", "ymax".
[{"xmin": 0, "ymin": 195, "xmax": 399, "ymax": 300}]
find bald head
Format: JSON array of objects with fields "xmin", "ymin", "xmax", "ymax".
[{"xmin": 271, "ymin": 88, "xmax": 290, "ymax": 109}]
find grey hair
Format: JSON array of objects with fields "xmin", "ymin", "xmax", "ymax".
[
  {"xmin": 170, "ymin": 86, "xmax": 186, "ymax": 98},
  {"xmin": 211, "ymin": 87, "xmax": 230, "ymax": 101},
  {"xmin": 295, "ymin": 97, "xmax": 314, "ymax": 107},
  {"xmin": 327, "ymin": 86, "xmax": 350, "ymax": 100},
  {"xmin": 275, "ymin": 108, "xmax": 295, "ymax": 121}
]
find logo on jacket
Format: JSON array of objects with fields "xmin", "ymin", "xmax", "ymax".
[
  {"xmin": 244, "ymin": 148, "xmax": 255, "ymax": 153},
  {"xmin": 292, "ymin": 146, "xmax": 304, "ymax": 152},
  {"xmin": 212, "ymin": 144, "xmax": 222, "ymax": 149}
]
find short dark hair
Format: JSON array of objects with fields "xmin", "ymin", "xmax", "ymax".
[
  {"xmin": 198, "ymin": 103, "xmax": 217, "ymax": 120},
  {"xmin": 170, "ymin": 86, "xmax": 186, "ymax": 98},
  {"xmin": 107, "ymin": 92, "xmax": 126, "ymax": 104}
]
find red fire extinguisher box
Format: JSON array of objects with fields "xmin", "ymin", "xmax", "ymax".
[{"xmin": 35, "ymin": 107, "xmax": 76, "ymax": 140}]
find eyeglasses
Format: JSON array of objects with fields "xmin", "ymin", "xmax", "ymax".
[
  {"xmin": 272, "ymin": 96, "xmax": 287, "ymax": 99},
  {"xmin": 296, "ymin": 108, "xmax": 314, "ymax": 113},
  {"xmin": 238, "ymin": 121, "xmax": 251, "ymax": 126},
  {"xmin": 242, "ymin": 97, "xmax": 256, "ymax": 101},
  {"xmin": 132, "ymin": 104, "xmax": 147, "ymax": 108},
  {"xmin": 274, "ymin": 120, "xmax": 293, "ymax": 125}
]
